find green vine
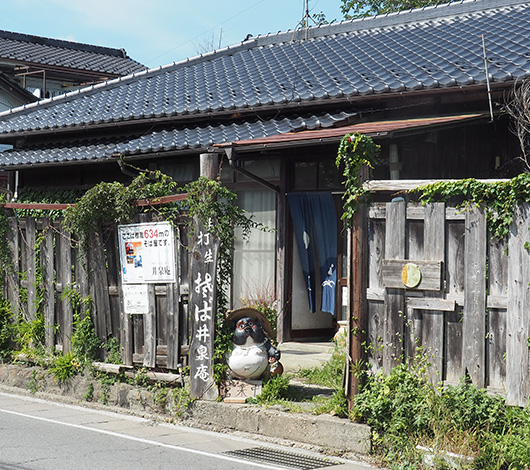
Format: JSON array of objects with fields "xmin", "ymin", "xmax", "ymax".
[
  {"xmin": 181, "ymin": 176, "xmax": 265, "ymax": 383},
  {"xmin": 412, "ymin": 173, "xmax": 530, "ymax": 241},
  {"xmin": 336, "ymin": 132, "xmax": 380, "ymax": 226}
]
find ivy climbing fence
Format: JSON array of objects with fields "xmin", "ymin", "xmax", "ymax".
[
  {"xmin": 363, "ymin": 197, "xmax": 530, "ymax": 406},
  {"xmin": 3, "ymin": 213, "xmax": 191, "ymax": 371}
]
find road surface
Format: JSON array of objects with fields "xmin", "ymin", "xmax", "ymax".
[{"xmin": 0, "ymin": 391, "xmax": 379, "ymax": 470}]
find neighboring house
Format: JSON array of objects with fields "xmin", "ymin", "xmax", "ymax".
[
  {"xmin": 0, "ymin": 70, "xmax": 37, "ymax": 113},
  {"xmin": 0, "ymin": 0, "xmax": 526, "ymax": 342},
  {"xmin": 0, "ymin": 29, "xmax": 146, "ymax": 101}
]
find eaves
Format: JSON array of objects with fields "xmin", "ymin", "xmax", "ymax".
[{"xmin": 0, "ymin": 80, "xmax": 507, "ymax": 143}]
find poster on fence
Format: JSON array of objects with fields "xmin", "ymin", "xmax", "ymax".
[
  {"xmin": 118, "ymin": 221, "xmax": 176, "ymax": 284},
  {"xmin": 122, "ymin": 284, "xmax": 149, "ymax": 314}
]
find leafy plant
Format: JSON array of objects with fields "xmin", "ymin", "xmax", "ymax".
[
  {"xmin": 336, "ymin": 133, "xmax": 380, "ymax": 227},
  {"xmin": 171, "ymin": 385, "xmax": 194, "ymax": 417},
  {"xmin": 0, "ymin": 296, "xmax": 13, "ymax": 360},
  {"xmin": 350, "ymin": 358, "xmax": 530, "ymax": 469},
  {"xmin": 63, "ymin": 287, "xmax": 103, "ymax": 364},
  {"xmin": 50, "ymin": 351, "xmax": 80, "ymax": 383},
  {"xmin": 412, "ymin": 173, "xmax": 530, "ymax": 241},
  {"xmin": 84, "ymin": 382, "xmax": 94, "ymax": 401},
  {"xmin": 104, "ymin": 336, "xmax": 122, "ymax": 364},
  {"xmin": 297, "ymin": 342, "xmax": 345, "ymax": 389},
  {"xmin": 256, "ymin": 375, "xmax": 291, "ymax": 403}
]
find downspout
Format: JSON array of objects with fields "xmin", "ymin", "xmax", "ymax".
[
  {"xmin": 225, "ymin": 147, "xmax": 280, "ymax": 193},
  {"xmin": 13, "ymin": 170, "xmax": 19, "ymax": 201}
]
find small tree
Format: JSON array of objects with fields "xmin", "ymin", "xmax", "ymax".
[{"xmin": 340, "ymin": 0, "xmax": 445, "ymax": 19}]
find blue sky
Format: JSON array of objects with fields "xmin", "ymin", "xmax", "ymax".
[{"xmin": 2, "ymin": 0, "xmax": 345, "ymax": 69}]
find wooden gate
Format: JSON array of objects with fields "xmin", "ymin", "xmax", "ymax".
[{"xmin": 364, "ymin": 200, "xmax": 530, "ymax": 406}]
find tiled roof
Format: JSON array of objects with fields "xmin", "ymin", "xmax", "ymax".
[
  {"xmin": 0, "ymin": 30, "xmax": 146, "ymax": 77},
  {"xmin": 0, "ymin": 111, "xmax": 355, "ymax": 168},
  {"xmin": 0, "ymin": 0, "xmax": 527, "ymax": 138},
  {"xmin": 220, "ymin": 114, "xmax": 485, "ymax": 148},
  {"xmin": 0, "ymin": 0, "xmax": 527, "ymax": 169}
]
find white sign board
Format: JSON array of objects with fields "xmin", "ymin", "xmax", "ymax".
[
  {"xmin": 118, "ymin": 221, "xmax": 176, "ymax": 284},
  {"xmin": 122, "ymin": 284, "xmax": 149, "ymax": 314}
]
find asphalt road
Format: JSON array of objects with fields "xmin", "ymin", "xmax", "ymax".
[{"xmin": 0, "ymin": 391, "xmax": 376, "ymax": 470}]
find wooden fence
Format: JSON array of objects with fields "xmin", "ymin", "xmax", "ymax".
[
  {"xmin": 364, "ymin": 199, "xmax": 530, "ymax": 406},
  {"xmin": 4, "ymin": 214, "xmax": 191, "ymax": 371}
]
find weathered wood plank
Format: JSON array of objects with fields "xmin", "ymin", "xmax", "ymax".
[
  {"xmin": 364, "ymin": 179, "xmax": 509, "ymax": 192},
  {"xmin": 383, "ymin": 200, "xmax": 406, "ymax": 374},
  {"xmin": 445, "ymin": 307, "xmax": 464, "ymax": 385},
  {"xmin": 446, "ymin": 221, "xmax": 466, "ymax": 300},
  {"xmin": 88, "ymin": 232, "xmax": 111, "ymax": 341},
  {"xmin": 40, "ymin": 219, "xmax": 55, "ymax": 349},
  {"xmin": 487, "ymin": 308, "xmax": 506, "ymax": 392},
  {"xmin": 368, "ymin": 203, "xmax": 465, "ymax": 221},
  {"xmin": 6, "ymin": 217, "xmax": 20, "ymax": 322},
  {"xmin": 25, "ymin": 218, "xmax": 37, "ymax": 322},
  {"xmin": 143, "ymin": 285, "xmax": 156, "ymax": 368},
  {"xmin": 407, "ymin": 298, "xmax": 455, "ymax": 311},
  {"xmin": 506, "ymin": 204, "xmax": 530, "ymax": 406},
  {"xmin": 407, "ymin": 221, "xmax": 424, "ymax": 260},
  {"xmin": 462, "ymin": 207, "xmax": 487, "ymax": 388},
  {"xmin": 58, "ymin": 231, "xmax": 73, "ymax": 352},
  {"xmin": 368, "ymin": 219, "xmax": 385, "ymax": 290},
  {"xmin": 367, "ymin": 301, "xmax": 384, "ymax": 373},
  {"xmin": 422, "ymin": 203, "xmax": 446, "ymax": 384},
  {"xmin": 382, "ymin": 260, "xmax": 443, "ymax": 291},
  {"xmin": 167, "ymin": 229, "xmax": 181, "ymax": 370}
]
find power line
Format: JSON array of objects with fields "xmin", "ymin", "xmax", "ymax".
[{"xmin": 144, "ymin": 0, "xmax": 268, "ymax": 66}]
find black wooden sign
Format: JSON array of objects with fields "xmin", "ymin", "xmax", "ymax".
[{"xmin": 189, "ymin": 218, "xmax": 219, "ymax": 400}]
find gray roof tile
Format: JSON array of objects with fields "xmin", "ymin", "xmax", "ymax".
[
  {"xmin": 0, "ymin": 111, "xmax": 355, "ymax": 167},
  {"xmin": 0, "ymin": 30, "xmax": 146, "ymax": 76},
  {"xmin": 1, "ymin": 0, "xmax": 527, "ymax": 137}
]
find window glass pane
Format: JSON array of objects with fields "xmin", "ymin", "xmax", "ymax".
[
  {"xmin": 236, "ymin": 159, "xmax": 280, "ymax": 182},
  {"xmin": 159, "ymin": 162, "xmax": 197, "ymax": 184},
  {"xmin": 232, "ymin": 190, "xmax": 277, "ymax": 309},
  {"xmin": 294, "ymin": 161, "xmax": 317, "ymax": 190},
  {"xmin": 318, "ymin": 159, "xmax": 342, "ymax": 189}
]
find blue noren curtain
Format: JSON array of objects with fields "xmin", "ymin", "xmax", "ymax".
[{"xmin": 287, "ymin": 192, "xmax": 337, "ymax": 314}]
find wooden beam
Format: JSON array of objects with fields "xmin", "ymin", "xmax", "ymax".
[
  {"xmin": 363, "ymin": 179, "xmax": 509, "ymax": 193},
  {"xmin": 3, "ymin": 193, "xmax": 188, "ymax": 210}
]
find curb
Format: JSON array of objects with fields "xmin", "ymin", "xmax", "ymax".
[{"xmin": 0, "ymin": 363, "xmax": 371, "ymax": 455}]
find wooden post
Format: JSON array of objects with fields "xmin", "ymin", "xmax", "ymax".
[
  {"xmin": 383, "ymin": 199, "xmax": 406, "ymax": 373},
  {"xmin": 462, "ymin": 207, "xmax": 487, "ymax": 388},
  {"xmin": 276, "ymin": 156, "xmax": 289, "ymax": 343},
  {"xmin": 348, "ymin": 201, "xmax": 368, "ymax": 407},
  {"xmin": 200, "ymin": 153, "xmax": 219, "ymax": 180},
  {"xmin": 506, "ymin": 204, "xmax": 530, "ymax": 406},
  {"xmin": 348, "ymin": 165, "xmax": 369, "ymax": 408}
]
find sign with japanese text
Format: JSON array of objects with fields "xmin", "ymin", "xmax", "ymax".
[
  {"xmin": 122, "ymin": 284, "xmax": 149, "ymax": 314},
  {"xmin": 189, "ymin": 218, "xmax": 219, "ymax": 401},
  {"xmin": 118, "ymin": 222, "xmax": 176, "ymax": 284}
]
